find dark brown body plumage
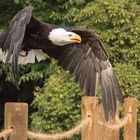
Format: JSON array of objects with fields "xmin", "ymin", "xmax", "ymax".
[{"xmin": 0, "ymin": 6, "xmax": 123, "ymax": 121}]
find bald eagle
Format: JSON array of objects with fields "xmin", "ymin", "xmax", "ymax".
[{"xmin": 0, "ymin": 6, "xmax": 123, "ymax": 120}]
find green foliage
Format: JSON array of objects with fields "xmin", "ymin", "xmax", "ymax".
[
  {"xmin": 0, "ymin": 0, "xmax": 140, "ymax": 139},
  {"xmin": 30, "ymin": 61, "xmax": 83, "ymax": 139},
  {"xmin": 72, "ymin": 0, "xmax": 140, "ymax": 64},
  {"xmin": 114, "ymin": 63, "xmax": 140, "ymax": 128},
  {"xmin": 115, "ymin": 63, "xmax": 140, "ymax": 98},
  {"xmin": 19, "ymin": 61, "xmax": 49, "ymax": 83}
]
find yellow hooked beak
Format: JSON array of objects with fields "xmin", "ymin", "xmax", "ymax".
[{"xmin": 70, "ymin": 34, "xmax": 81, "ymax": 43}]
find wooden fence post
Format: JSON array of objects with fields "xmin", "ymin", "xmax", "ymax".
[
  {"xmin": 97, "ymin": 104, "xmax": 119, "ymax": 140},
  {"xmin": 82, "ymin": 96, "xmax": 98, "ymax": 140},
  {"xmin": 124, "ymin": 98, "xmax": 137, "ymax": 140},
  {"xmin": 4, "ymin": 103, "xmax": 28, "ymax": 140}
]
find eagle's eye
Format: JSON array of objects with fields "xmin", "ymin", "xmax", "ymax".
[{"xmin": 68, "ymin": 34, "xmax": 73, "ymax": 37}]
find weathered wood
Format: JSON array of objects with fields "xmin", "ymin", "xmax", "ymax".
[
  {"xmin": 4, "ymin": 103, "xmax": 28, "ymax": 140},
  {"xmin": 97, "ymin": 103, "xmax": 119, "ymax": 140},
  {"xmin": 124, "ymin": 98, "xmax": 137, "ymax": 140},
  {"xmin": 3, "ymin": 98, "xmax": 137, "ymax": 140},
  {"xmin": 82, "ymin": 96, "xmax": 98, "ymax": 140}
]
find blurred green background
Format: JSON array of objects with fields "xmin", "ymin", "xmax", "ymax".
[{"xmin": 0, "ymin": 0, "xmax": 140, "ymax": 139}]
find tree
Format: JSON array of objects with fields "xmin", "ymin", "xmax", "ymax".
[{"xmin": 0, "ymin": 0, "xmax": 140, "ymax": 139}]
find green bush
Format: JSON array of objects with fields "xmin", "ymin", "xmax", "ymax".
[
  {"xmin": 0, "ymin": 0, "xmax": 140, "ymax": 139},
  {"xmin": 30, "ymin": 61, "xmax": 83, "ymax": 139}
]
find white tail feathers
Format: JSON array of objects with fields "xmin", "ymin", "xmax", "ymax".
[
  {"xmin": 0, "ymin": 49, "xmax": 46, "ymax": 64},
  {"xmin": 0, "ymin": 49, "xmax": 7, "ymax": 63}
]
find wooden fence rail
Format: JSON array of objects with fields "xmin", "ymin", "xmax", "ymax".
[{"xmin": 0, "ymin": 97, "xmax": 137, "ymax": 140}]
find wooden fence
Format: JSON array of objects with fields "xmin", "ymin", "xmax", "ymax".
[
  {"xmin": 0, "ymin": 97, "xmax": 137, "ymax": 140},
  {"xmin": 82, "ymin": 97, "xmax": 137, "ymax": 140}
]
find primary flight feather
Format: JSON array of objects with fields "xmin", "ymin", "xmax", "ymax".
[{"xmin": 0, "ymin": 6, "xmax": 123, "ymax": 121}]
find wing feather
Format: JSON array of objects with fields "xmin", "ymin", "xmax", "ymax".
[
  {"xmin": 58, "ymin": 29, "xmax": 123, "ymax": 120},
  {"xmin": 0, "ymin": 6, "xmax": 33, "ymax": 85},
  {"xmin": 60, "ymin": 47, "xmax": 76, "ymax": 68},
  {"xmin": 68, "ymin": 48, "xmax": 83, "ymax": 73}
]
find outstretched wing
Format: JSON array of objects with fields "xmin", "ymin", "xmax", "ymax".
[
  {"xmin": 57, "ymin": 29, "xmax": 123, "ymax": 120},
  {"xmin": 0, "ymin": 6, "xmax": 123, "ymax": 120},
  {"xmin": 0, "ymin": 6, "xmax": 33, "ymax": 85}
]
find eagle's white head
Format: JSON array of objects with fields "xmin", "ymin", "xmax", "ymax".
[{"xmin": 48, "ymin": 28, "xmax": 81, "ymax": 46}]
